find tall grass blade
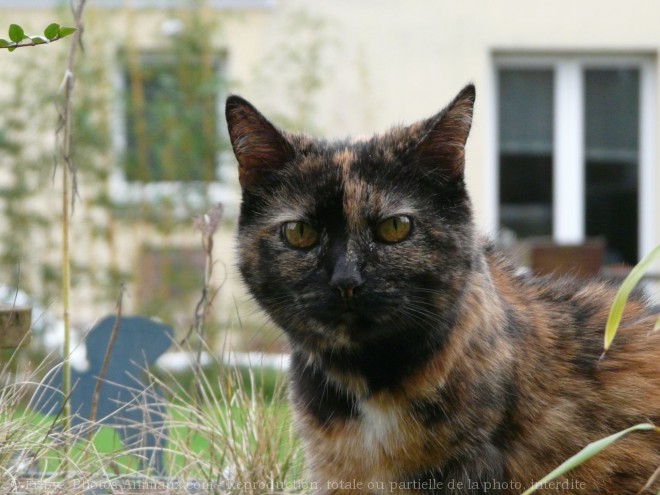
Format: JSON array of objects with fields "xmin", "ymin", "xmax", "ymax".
[
  {"xmin": 604, "ymin": 245, "xmax": 660, "ymax": 352},
  {"xmin": 521, "ymin": 423, "xmax": 657, "ymax": 495}
]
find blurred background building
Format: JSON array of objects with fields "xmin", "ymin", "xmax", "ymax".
[{"xmin": 0, "ymin": 0, "xmax": 658, "ymax": 353}]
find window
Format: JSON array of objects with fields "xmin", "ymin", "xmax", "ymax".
[
  {"xmin": 111, "ymin": 44, "xmax": 238, "ymax": 216},
  {"xmin": 123, "ymin": 51, "xmax": 223, "ymax": 182},
  {"xmin": 494, "ymin": 56, "xmax": 655, "ymax": 264},
  {"xmin": 498, "ymin": 69, "xmax": 554, "ymax": 238},
  {"xmin": 584, "ymin": 69, "xmax": 640, "ymax": 264}
]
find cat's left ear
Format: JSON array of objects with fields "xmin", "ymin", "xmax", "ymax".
[
  {"xmin": 225, "ymin": 95, "xmax": 294, "ymax": 190},
  {"xmin": 415, "ymin": 84, "xmax": 475, "ymax": 178}
]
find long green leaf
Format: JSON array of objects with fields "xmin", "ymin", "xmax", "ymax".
[
  {"xmin": 604, "ymin": 245, "xmax": 660, "ymax": 351},
  {"xmin": 521, "ymin": 423, "xmax": 657, "ymax": 495}
]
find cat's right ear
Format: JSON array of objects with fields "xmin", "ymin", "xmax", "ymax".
[
  {"xmin": 414, "ymin": 84, "xmax": 475, "ymax": 178},
  {"xmin": 225, "ymin": 95, "xmax": 294, "ymax": 190}
]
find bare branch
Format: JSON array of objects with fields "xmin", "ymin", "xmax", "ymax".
[{"xmin": 87, "ymin": 283, "xmax": 126, "ymax": 438}]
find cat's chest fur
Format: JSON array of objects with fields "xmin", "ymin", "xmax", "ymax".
[
  {"xmin": 357, "ymin": 400, "xmax": 401, "ymax": 450},
  {"xmin": 297, "ymin": 393, "xmax": 439, "ymax": 492}
]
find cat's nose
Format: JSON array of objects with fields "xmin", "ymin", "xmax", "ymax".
[{"xmin": 329, "ymin": 257, "xmax": 363, "ymax": 299}]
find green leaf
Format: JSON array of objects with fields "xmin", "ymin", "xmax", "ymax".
[
  {"xmin": 30, "ymin": 35, "xmax": 49, "ymax": 45},
  {"xmin": 0, "ymin": 39, "xmax": 10, "ymax": 48},
  {"xmin": 521, "ymin": 423, "xmax": 657, "ymax": 495},
  {"xmin": 654, "ymin": 316, "xmax": 660, "ymax": 332},
  {"xmin": 8, "ymin": 24, "xmax": 24, "ymax": 43},
  {"xmin": 7, "ymin": 46, "xmax": 16, "ymax": 52},
  {"xmin": 605, "ymin": 245, "xmax": 660, "ymax": 351},
  {"xmin": 58, "ymin": 26, "xmax": 77, "ymax": 39},
  {"xmin": 43, "ymin": 23, "xmax": 60, "ymax": 40}
]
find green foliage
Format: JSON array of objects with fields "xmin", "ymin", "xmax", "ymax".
[
  {"xmin": 2, "ymin": 357, "xmax": 301, "ymax": 490},
  {"xmin": 0, "ymin": 4, "xmax": 237, "ymax": 316},
  {"xmin": 123, "ymin": 9, "xmax": 226, "ymax": 182},
  {"xmin": 0, "ymin": 54, "xmax": 57, "ymax": 296},
  {"xmin": 57, "ymin": 26, "xmax": 77, "ymax": 39},
  {"xmin": 521, "ymin": 423, "xmax": 658, "ymax": 495},
  {"xmin": 43, "ymin": 23, "xmax": 60, "ymax": 40},
  {"xmin": 8, "ymin": 23, "xmax": 24, "ymax": 43},
  {"xmin": 156, "ymin": 362, "xmax": 285, "ymax": 403},
  {"xmin": 0, "ymin": 17, "xmax": 125, "ymax": 305},
  {"xmin": 0, "ymin": 22, "xmax": 76, "ymax": 51},
  {"xmin": 604, "ymin": 245, "xmax": 660, "ymax": 351},
  {"xmin": 156, "ymin": 360, "xmax": 303, "ymax": 492}
]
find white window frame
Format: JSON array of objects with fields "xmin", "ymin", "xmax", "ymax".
[{"xmin": 489, "ymin": 54, "xmax": 657, "ymax": 260}]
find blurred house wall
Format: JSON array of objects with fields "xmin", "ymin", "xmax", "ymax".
[{"xmin": 0, "ymin": 0, "xmax": 658, "ymax": 348}]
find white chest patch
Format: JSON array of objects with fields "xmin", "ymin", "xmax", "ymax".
[{"xmin": 358, "ymin": 399, "xmax": 402, "ymax": 451}]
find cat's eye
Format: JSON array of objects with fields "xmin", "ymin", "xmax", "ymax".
[
  {"xmin": 376, "ymin": 215, "xmax": 412, "ymax": 244},
  {"xmin": 282, "ymin": 221, "xmax": 319, "ymax": 249}
]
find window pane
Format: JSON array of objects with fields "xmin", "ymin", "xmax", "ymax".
[
  {"xmin": 584, "ymin": 69, "xmax": 639, "ymax": 264},
  {"xmin": 498, "ymin": 69, "xmax": 554, "ymax": 238},
  {"xmin": 124, "ymin": 52, "xmax": 221, "ymax": 182}
]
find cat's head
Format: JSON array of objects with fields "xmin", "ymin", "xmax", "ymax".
[{"xmin": 226, "ymin": 86, "xmax": 477, "ymax": 356}]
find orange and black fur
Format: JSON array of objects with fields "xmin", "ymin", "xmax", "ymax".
[{"xmin": 226, "ymin": 86, "xmax": 660, "ymax": 494}]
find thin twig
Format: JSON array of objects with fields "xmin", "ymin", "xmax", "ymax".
[
  {"xmin": 58, "ymin": 1, "xmax": 86, "ymax": 210},
  {"xmin": 637, "ymin": 464, "xmax": 660, "ymax": 494},
  {"xmin": 29, "ymin": 377, "xmax": 78, "ymax": 463},
  {"xmin": 56, "ymin": 0, "xmax": 87, "ymax": 471},
  {"xmin": 0, "ymin": 34, "xmax": 73, "ymax": 51},
  {"xmin": 181, "ymin": 204, "xmax": 223, "ymax": 408},
  {"xmin": 181, "ymin": 204, "xmax": 224, "ymax": 349},
  {"xmin": 87, "ymin": 283, "xmax": 126, "ymax": 439}
]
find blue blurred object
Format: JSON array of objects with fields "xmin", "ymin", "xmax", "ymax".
[{"xmin": 31, "ymin": 315, "xmax": 173, "ymax": 474}]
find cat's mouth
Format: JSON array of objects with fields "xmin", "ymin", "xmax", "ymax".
[
  {"xmin": 334, "ymin": 291, "xmax": 403, "ymax": 319},
  {"xmin": 310, "ymin": 303, "xmax": 374, "ymax": 336},
  {"xmin": 293, "ymin": 289, "xmax": 412, "ymax": 342},
  {"xmin": 320, "ymin": 302, "xmax": 395, "ymax": 341},
  {"xmin": 338, "ymin": 308, "xmax": 360, "ymax": 323}
]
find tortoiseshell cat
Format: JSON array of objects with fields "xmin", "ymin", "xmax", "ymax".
[{"xmin": 226, "ymin": 86, "xmax": 660, "ymax": 494}]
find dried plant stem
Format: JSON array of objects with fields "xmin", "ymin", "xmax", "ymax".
[
  {"xmin": 61, "ymin": 129, "xmax": 71, "ymax": 445},
  {"xmin": 182, "ymin": 205, "xmax": 223, "ymax": 407},
  {"xmin": 87, "ymin": 284, "xmax": 125, "ymax": 438},
  {"xmin": 196, "ymin": 230, "xmax": 214, "ymax": 367},
  {"xmin": 57, "ymin": 0, "xmax": 87, "ymax": 468}
]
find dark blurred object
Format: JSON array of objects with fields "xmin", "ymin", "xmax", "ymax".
[
  {"xmin": 530, "ymin": 238, "xmax": 605, "ymax": 278},
  {"xmin": 31, "ymin": 315, "xmax": 173, "ymax": 474}
]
